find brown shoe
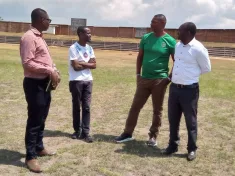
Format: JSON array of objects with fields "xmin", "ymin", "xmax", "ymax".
[
  {"xmin": 37, "ymin": 149, "xmax": 56, "ymax": 157},
  {"xmin": 25, "ymin": 159, "xmax": 42, "ymax": 173}
]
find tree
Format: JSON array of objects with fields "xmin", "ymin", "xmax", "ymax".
[{"xmin": 0, "ymin": 17, "xmax": 3, "ymax": 21}]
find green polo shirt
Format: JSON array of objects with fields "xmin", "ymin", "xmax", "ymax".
[{"xmin": 139, "ymin": 32, "xmax": 176, "ymax": 79}]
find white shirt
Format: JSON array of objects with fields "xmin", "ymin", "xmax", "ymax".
[
  {"xmin": 68, "ymin": 42, "xmax": 95, "ymax": 81},
  {"xmin": 172, "ymin": 38, "xmax": 211, "ymax": 85}
]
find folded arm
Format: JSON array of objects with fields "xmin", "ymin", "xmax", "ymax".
[{"xmin": 71, "ymin": 58, "xmax": 96, "ymax": 71}]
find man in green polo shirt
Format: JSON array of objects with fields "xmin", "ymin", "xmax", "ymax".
[{"xmin": 115, "ymin": 14, "xmax": 176, "ymax": 146}]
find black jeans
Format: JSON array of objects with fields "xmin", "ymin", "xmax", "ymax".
[
  {"xmin": 69, "ymin": 81, "xmax": 92, "ymax": 135},
  {"xmin": 23, "ymin": 77, "xmax": 51, "ymax": 160},
  {"xmin": 168, "ymin": 83, "xmax": 199, "ymax": 152}
]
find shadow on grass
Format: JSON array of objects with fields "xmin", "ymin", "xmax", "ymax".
[
  {"xmin": 172, "ymin": 153, "xmax": 187, "ymax": 158},
  {"xmin": 115, "ymin": 140, "xmax": 162, "ymax": 158},
  {"xmin": 93, "ymin": 134, "xmax": 117, "ymax": 143},
  {"xmin": 0, "ymin": 149, "xmax": 25, "ymax": 167},
  {"xmin": 93, "ymin": 134, "xmax": 188, "ymax": 159},
  {"xmin": 44, "ymin": 130, "xmax": 71, "ymax": 138},
  {"xmin": 93, "ymin": 134, "xmax": 161, "ymax": 158}
]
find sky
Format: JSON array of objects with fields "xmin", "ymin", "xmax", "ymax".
[{"xmin": 0, "ymin": 0, "xmax": 235, "ymax": 29}]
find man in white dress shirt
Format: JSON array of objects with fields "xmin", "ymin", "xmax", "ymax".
[{"xmin": 163, "ymin": 22, "xmax": 211, "ymax": 161}]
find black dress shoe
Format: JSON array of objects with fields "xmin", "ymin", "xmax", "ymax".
[
  {"xmin": 71, "ymin": 131, "xmax": 80, "ymax": 139},
  {"xmin": 80, "ymin": 134, "xmax": 93, "ymax": 143},
  {"xmin": 162, "ymin": 146, "xmax": 178, "ymax": 155},
  {"xmin": 187, "ymin": 151, "xmax": 196, "ymax": 161}
]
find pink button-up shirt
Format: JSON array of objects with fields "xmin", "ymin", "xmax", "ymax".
[{"xmin": 20, "ymin": 27, "xmax": 54, "ymax": 79}]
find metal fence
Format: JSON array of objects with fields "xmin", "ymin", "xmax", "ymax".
[{"xmin": 0, "ymin": 35, "xmax": 235, "ymax": 58}]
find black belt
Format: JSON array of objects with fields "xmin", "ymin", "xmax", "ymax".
[
  {"xmin": 172, "ymin": 82, "xmax": 198, "ymax": 88},
  {"xmin": 24, "ymin": 77, "xmax": 49, "ymax": 83}
]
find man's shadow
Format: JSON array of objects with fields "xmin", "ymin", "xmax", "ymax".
[
  {"xmin": 93, "ymin": 134, "xmax": 162, "ymax": 158},
  {"xmin": 0, "ymin": 130, "xmax": 71, "ymax": 169},
  {"xmin": 44, "ymin": 129, "xmax": 71, "ymax": 138},
  {"xmin": 0, "ymin": 130, "xmax": 71, "ymax": 168},
  {"xmin": 93, "ymin": 134, "xmax": 187, "ymax": 158},
  {"xmin": 0, "ymin": 149, "xmax": 25, "ymax": 167}
]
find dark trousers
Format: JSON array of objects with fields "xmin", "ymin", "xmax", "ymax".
[
  {"xmin": 23, "ymin": 77, "xmax": 51, "ymax": 160},
  {"xmin": 168, "ymin": 83, "xmax": 199, "ymax": 152},
  {"xmin": 69, "ymin": 81, "xmax": 92, "ymax": 135}
]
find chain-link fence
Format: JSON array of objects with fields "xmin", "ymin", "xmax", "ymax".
[{"xmin": 1, "ymin": 35, "xmax": 235, "ymax": 58}]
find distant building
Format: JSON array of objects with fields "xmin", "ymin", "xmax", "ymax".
[{"xmin": 43, "ymin": 24, "xmax": 58, "ymax": 34}]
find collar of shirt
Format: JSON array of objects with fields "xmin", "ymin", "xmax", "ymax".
[
  {"xmin": 180, "ymin": 37, "xmax": 196, "ymax": 47},
  {"xmin": 30, "ymin": 27, "xmax": 43, "ymax": 37}
]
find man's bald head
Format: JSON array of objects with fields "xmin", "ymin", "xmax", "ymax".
[
  {"xmin": 151, "ymin": 14, "xmax": 167, "ymax": 34},
  {"xmin": 31, "ymin": 8, "xmax": 51, "ymax": 32},
  {"xmin": 154, "ymin": 14, "xmax": 167, "ymax": 24},
  {"xmin": 178, "ymin": 22, "xmax": 197, "ymax": 44},
  {"xmin": 180, "ymin": 22, "xmax": 197, "ymax": 36},
  {"xmin": 31, "ymin": 8, "xmax": 47, "ymax": 24}
]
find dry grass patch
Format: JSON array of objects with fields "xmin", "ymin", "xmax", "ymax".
[{"xmin": 0, "ymin": 44, "xmax": 234, "ymax": 176}]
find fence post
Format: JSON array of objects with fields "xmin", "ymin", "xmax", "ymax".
[
  {"xmin": 119, "ymin": 42, "xmax": 121, "ymax": 51},
  {"xmin": 104, "ymin": 41, "xmax": 105, "ymax": 50},
  {"xmin": 117, "ymin": 27, "xmax": 119, "ymax": 38},
  {"xmin": 132, "ymin": 27, "xmax": 135, "ymax": 38},
  {"xmin": 4, "ymin": 36, "xmax": 7, "ymax": 43},
  {"xmin": 224, "ymin": 47, "xmax": 225, "ymax": 57}
]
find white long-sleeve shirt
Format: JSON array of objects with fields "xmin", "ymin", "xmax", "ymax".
[{"xmin": 172, "ymin": 38, "xmax": 211, "ymax": 85}]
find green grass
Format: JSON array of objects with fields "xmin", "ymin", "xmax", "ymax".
[{"xmin": 0, "ymin": 43, "xmax": 234, "ymax": 176}]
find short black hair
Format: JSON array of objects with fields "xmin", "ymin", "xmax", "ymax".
[
  {"xmin": 77, "ymin": 26, "xmax": 87, "ymax": 36},
  {"xmin": 185, "ymin": 22, "xmax": 197, "ymax": 36},
  {"xmin": 154, "ymin": 14, "xmax": 167, "ymax": 22},
  {"xmin": 31, "ymin": 8, "xmax": 46, "ymax": 23}
]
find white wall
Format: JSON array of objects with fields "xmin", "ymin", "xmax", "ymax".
[{"xmin": 43, "ymin": 26, "xmax": 56, "ymax": 34}]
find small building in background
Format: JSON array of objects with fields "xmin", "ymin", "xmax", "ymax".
[{"xmin": 43, "ymin": 24, "xmax": 58, "ymax": 34}]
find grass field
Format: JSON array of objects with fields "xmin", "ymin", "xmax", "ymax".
[
  {"xmin": 0, "ymin": 43, "xmax": 234, "ymax": 176},
  {"xmin": 1, "ymin": 31, "xmax": 235, "ymax": 48}
]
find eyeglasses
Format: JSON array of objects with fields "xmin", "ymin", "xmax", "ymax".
[{"xmin": 42, "ymin": 18, "xmax": 52, "ymax": 24}]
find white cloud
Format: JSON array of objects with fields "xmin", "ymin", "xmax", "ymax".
[
  {"xmin": 186, "ymin": 14, "xmax": 207, "ymax": 24},
  {"xmin": 196, "ymin": 0, "xmax": 217, "ymax": 15},
  {"xmin": 0, "ymin": 0, "xmax": 235, "ymax": 28},
  {"xmin": 214, "ymin": 18, "xmax": 235, "ymax": 28},
  {"xmin": 95, "ymin": 0, "xmax": 150, "ymax": 20}
]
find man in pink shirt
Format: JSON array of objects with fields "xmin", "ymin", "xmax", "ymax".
[{"xmin": 20, "ymin": 8, "xmax": 60, "ymax": 173}]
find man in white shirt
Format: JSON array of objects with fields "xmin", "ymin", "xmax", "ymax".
[
  {"xmin": 68, "ymin": 26, "xmax": 96, "ymax": 143},
  {"xmin": 163, "ymin": 22, "xmax": 211, "ymax": 161}
]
